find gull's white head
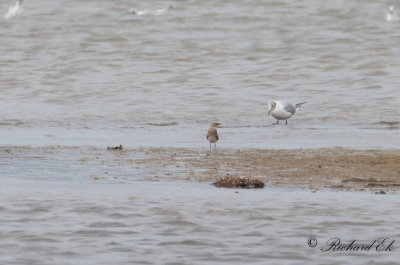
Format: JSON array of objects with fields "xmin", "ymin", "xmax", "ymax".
[{"xmin": 267, "ymin": 101, "xmax": 277, "ymax": 116}]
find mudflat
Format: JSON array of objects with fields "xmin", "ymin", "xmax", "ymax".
[
  {"xmin": 132, "ymin": 148, "xmax": 400, "ymax": 192},
  {"xmin": 2, "ymin": 146, "xmax": 400, "ymax": 192}
]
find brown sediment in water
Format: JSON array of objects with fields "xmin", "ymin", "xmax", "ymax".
[
  {"xmin": 1, "ymin": 146, "xmax": 400, "ymax": 192},
  {"xmin": 380, "ymin": 121, "xmax": 400, "ymax": 126}
]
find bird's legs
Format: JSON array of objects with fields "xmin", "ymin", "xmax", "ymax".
[
  {"xmin": 285, "ymin": 120, "xmax": 288, "ymax": 125},
  {"xmin": 276, "ymin": 120, "xmax": 279, "ymax": 125},
  {"xmin": 210, "ymin": 143, "xmax": 218, "ymax": 152}
]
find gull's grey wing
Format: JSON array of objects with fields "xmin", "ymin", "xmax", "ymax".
[{"xmin": 284, "ymin": 103, "xmax": 296, "ymax": 115}]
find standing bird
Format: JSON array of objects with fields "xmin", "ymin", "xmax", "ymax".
[
  {"xmin": 207, "ymin": 122, "xmax": 220, "ymax": 151},
  {"xmin": 267, "ymin": 100, "xmax": 306, "ymax": 125}
]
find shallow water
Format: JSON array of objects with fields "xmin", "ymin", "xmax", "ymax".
[
  {"xmin": 0, "ymin": 0, "xmax": 399, "ymax": 148},
  {"xmin": 0, "ymin": 178, "xmax": 400, "ymax": 265}
]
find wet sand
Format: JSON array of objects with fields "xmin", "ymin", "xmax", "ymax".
[
  {"xmin": 128, "ymin": 147, "xmax": 400, "ymax": 192},
  {"xmin": 2, "ymin": 146, "xmax": 400, "ymax": 192}
]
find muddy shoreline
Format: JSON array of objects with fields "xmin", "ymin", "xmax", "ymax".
[{"xmin": 1, "ymin": 146, "xmax": 400, "ymax": 192}]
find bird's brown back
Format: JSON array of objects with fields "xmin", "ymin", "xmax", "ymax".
[{"xmin": 207, "ymin": 126, "xmax": 219, "ymax": 143}]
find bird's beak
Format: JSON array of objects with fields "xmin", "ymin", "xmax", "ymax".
[{"xmin": 216, "ymin": 123, "xmax": 221, "ymax": 126}]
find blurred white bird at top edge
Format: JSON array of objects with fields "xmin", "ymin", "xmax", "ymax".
[
  {"xmin": 129, "ymin": 6, "xmax": 173, "ymax": 16},
  {"xmin": 4, "ymin": 0, "xmax": 23, "ymax": 19},
  {"xmin": 386, "ymin": 6, "xmax": 398, "ymax": 21}
]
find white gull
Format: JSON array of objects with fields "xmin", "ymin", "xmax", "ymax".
[
  {"xmin": 267, "ymin": 100, "xmax": 306, "ymax": 125},
  {"xmin": 387, "ymin": 6, "xmax": 397, "ymax": 21},
  {"xmin": 129, "ymin": 6, "xmax": 172, "ymax": 16},
  {"xmin": 4, "ymin": 0, "xmax": 23, "ymax": 19}
]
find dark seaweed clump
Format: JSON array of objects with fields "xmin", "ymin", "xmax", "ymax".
[
  {"xmin": 107, "ymin": 145, "xmax": 123, "ymax": 150},
  {"xmin": 213, "ymin": 174, "xmax": 264, "ymax": 189}
]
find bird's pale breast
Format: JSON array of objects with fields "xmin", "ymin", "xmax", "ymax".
[{"xmin": 271, "ymin": 109, "xmax": 293, "ymax": 120}]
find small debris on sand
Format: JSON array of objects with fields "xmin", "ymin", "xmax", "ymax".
[
  {"xmin": 107, "ymin": 145, "xmax": 123, "ymax": 150},
  {"xmin": 213, "ymin": 174, "xmax": 264, "ymax": 189},
  {"xmin": 90, "ymin": 175, "xmax": 106, "ymax": 181}
]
